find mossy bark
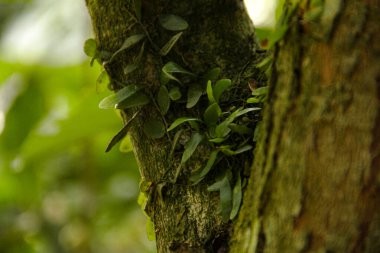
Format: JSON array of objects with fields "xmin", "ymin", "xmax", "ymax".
[
  {"xmin": 230, "ymin": 0, "xmax": 380, "ymax": 252},
  {"xmin": 85, "ymin": 0, "xmax": 261, "ymax": 252},
  {"xmin": 86, "ymin": 0, "xmax": 380, "ymax": 252}
]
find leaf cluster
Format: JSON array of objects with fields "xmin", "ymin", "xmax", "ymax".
[{"xmin": 83, "ymin": 11, "xmax": 269, "ymax": 223}]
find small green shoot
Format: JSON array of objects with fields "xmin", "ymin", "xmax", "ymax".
[{"xmin": 206, "ymin": 80, "xmax": 215, "ymax": 103}]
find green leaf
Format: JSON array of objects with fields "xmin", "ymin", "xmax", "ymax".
[
  {"xmin": 256, "ymin": 56, "xmax": 273, "ymax": 69},
  {"xmin": 207, "ymin": 177, "xmax": 225, "ymax": 192},
  {"xmin": 228, "ymin": 123, "xmax": 253, "ymax": 135},
  {"xmin": 206, "ymin": 80, "xmax": 215, "ymax": 103},
  {"xmin": 116, "ymin": 91, "xmax": 150, "ymax": 109},
  {"xmin": 159, "ymin": 14, "xmax": 188, "ymax": 31},
  {"xmin": 119, "ymin": 34, "xmax": 145, "ymax": 51},
  {"xmin": 203, "ymin": 102, "xmax": 221, "ymax": 127},
  {"xmin": 219, "ymin": 175, "xmax": 232, "ymax": 222},
  {"xmin": 83, "ymin": 38, "xmax": 97, "ymax": 57},
  {"xmin": 213, "ymin": 79, "xmax": 232, "ymax": 102},
  {"xmin": 189, "ymin": 121, "xmax": 200, "ymax": 131},
  {"xmin": 157, "ymin": 85, "xmax": 170, "ymax": 115},
  {"xmin": 204, "ymin": 67, "xmax": 221, "ymax": 81},
  {"xmin": 186, "ymin": 84, "xmax": 203, "ymax": 108},
  {"xmin": 144, "ymin": 119, "xmax": 165, "ymax": 139},
  {"xmin": 92, "ymin": 50, "xmax": 111, "ymax": 65},
  {"xmin": 163, "ymin": 62, "xmax": 193, "ymax": 75},
  {"xmin": 230, "ymin": 173, "xmax": 242, "ymax": 219},
  {"xmin": 220, "ymin": 145, "xmax": 252, "ymax": 156},
  {"xmin": 251, "ymin": 86, "xmax": 269, "ymax": 96},
  {"xmin": 96, "ymin": 70, "xmax": 109, "ymax": 93},
  {"xmin": 119, "ymin": 135, "xmax": 133, "ymax": 153},
  {"xmin": 207, "ymin": 174, "xmax": 233, "ymax": 221},
  {"xmin": 105, "ymin": 110, "xmax": 140, "ymax": 152},
  {"xmin": 109, "ymin": 34, "xmax": 145, "ymax": 62},
  {"xmin": 215, "ymin": 110, "xmax": 239, "ymax": 138},
  {"xmin": 99, "ymin": 85, "xmax": 142, "ymax": 109},
  {"xmin": 169, "ymin": 129, "xmax": 183, "ymax": 160},
  {"xmin": 146, "ymin": 217, "xmax": 156, "ymax": 241},
  {"xmin": 167, "ymin": 117, "xmax": 201, "ymax": 132},
  {"xmin": 168, "ymin": 86, "xmax": 182, "ymax": 101},
  {"xmin": 97, "ymin": 50, "xmax": 112, "ymax": 61},
  {"xmin": 160, "ymin": 72, "xmax": 171, "ymax": 85},
  {"xmin": 246, "ymin": 97, "xmax": 261, "ymax": 104},
  {"xmin": 161, "ymin": 61, "xmax": 194, "ymax": 84},
  {"xmin": 190, "ymin": 150, "xmax": 219, "ymax": 184},
  {"xmin": 181, "ymin": 132, "xmax": 203, "ymax": 164},
  {"xmin": 159, "ymin": 32, "xmax": 183, "ymax": 56},
  {"xmin": 215, "ymin": 107, "xmax": 260, "ymax": 138},
  {"xmin": 253, "ymin": 122, "xmax": 262, "ymax": 142},
  {"xmin": 208, "ymin": 137, "xmax": 226, "ymax": 143},
  {"xmin": 134, "ymin": 42, "xmax": 145, "ymax": 63},
  {"xmin": 236, "ymin": 107, "xmax": 261, "ymax": 117},
  {"xmin": 124, "ymin": 63, "xmax": 139, "ymax": 75},
  {"xmin": 134, "ymin": 0, "xmax": 142, "ymax": 20}
]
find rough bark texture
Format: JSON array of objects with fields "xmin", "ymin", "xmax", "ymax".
[
  {"xmin": 86, "ymin": 0, "xmax": 380, "ymax": 252},
  {"xmin": 231, "ymin": 0, "xmax": 380, "ymax": 252},
  {"xmin": 85, "ymin": 0, "xmax": 261, "ymax": 252}
]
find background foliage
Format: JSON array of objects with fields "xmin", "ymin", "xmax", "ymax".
[{"xmin": 0, "ymin": 0, "xmax": 155, "ymax": 252}]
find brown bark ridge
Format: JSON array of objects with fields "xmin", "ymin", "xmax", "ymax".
[
  {"xmin": 231, "ymin": 0, "xmax": 380, "ymax": 252},
  {"xmin": 85, "ymin": 0, "xmax": 263, "ymax": 252}
]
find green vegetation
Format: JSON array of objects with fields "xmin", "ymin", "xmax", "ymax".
[
  {"xmin": 0, "ymin": 60, "xmax": 156, "ymax": 253},
  {"xmin": 87, "ymin": 11, "xmax": 270, "ymax": 224}
]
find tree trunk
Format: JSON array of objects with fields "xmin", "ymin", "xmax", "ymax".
[
  {"xmin": 85, "ymin": 0, "xmax": 262, "ymax": 252},
  {"xmin": 231, "ymin": 0, "xmax": 380, "ymax": 252},
  {"xmin": 85, "ymin": 0, "xmax": 380, "ymax": 252}
]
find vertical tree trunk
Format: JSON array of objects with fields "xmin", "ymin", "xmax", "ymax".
[
  {"xmin": 231, "ymin": 0, "xmax": 380, "ymax": 252},
  {"xmin": 86, "ymin": 0, "xmax": 380, "ymax": 252},
  {"xmin": 85, "ymin": 0, "xmax": 262, "ymax": 252}
]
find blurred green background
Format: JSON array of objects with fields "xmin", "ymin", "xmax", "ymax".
[
  {"xmin": 0, "ymin": 0, "xmax": 277, "ymax": 252},
  {"xmin": 0, "ymin": 0, "xmax": 155, "ymax": 252}
]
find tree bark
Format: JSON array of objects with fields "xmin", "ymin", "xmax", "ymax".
[
  {"xmin": 86, "ymin": 0, "xmax": 380, "ymax": 252},
  {"xmin": 230, "ymin": 0, "xmax": 380, "ymax": 252},
  {"xmin": 85, "ymin": 0, "xmax": 262, "ymax": 252}
]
